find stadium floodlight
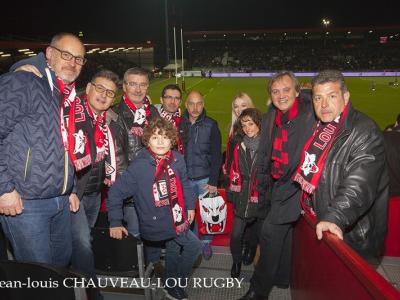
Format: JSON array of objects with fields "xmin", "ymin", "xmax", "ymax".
[
  {"xmin": 1, "ymin": 54, "xmax": 11, "ymax": 57},
  {"xmin": 347, "ymin": 31, "xmax": 351, "ymax": 34},
  {"xmin": 137, "ymin": 47, "xmax": 143, "ymax": 50},
  {"xmin": 28, "ymin": 54, "xmax": 36, "ymax": 57},
  {"xmin": 369, "ymin": 30, "xmax": 373, "ymax": 33},
  {"xmin": 305, "ymin": 32, "xmax": 308, "ymax": 35},
  {"xmin": 18, "ymin": 49, "xmax": 30, "ymax": 52},
  {"xmin": 24, "ymin": 51, "xmax": 34, "ymax": 55},
  {"xmin": 322, "ymin": 18, "xmax": 331, "ymax": 27},
  {"xmin": 0, "ymin": 52, "xmax": 3, "ymax": 55},
  {"xmin": 326, "ymin": 32, "xmax": 329, "ymax": 35}
]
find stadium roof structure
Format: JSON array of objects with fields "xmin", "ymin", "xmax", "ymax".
[{"xmin": 0, "ymin": 41, "xmax": 154, "ymax": 59}]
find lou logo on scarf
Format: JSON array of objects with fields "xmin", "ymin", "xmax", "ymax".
[
  {"xmin": 301, "ymin": 152, "xmax": 319, "ymax": 176},
  {"xmin": 313, "ymin": 123, "xmax": 337, "ymax": 150},
  {"xmin": 73, "ymin": 130, "xmax": 87, "ymax": 154}
]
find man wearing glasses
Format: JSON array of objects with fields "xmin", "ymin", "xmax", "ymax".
[
  {"xmin": 0, "ymin": 33, "xmax": 85, "ymax": 267},
  {"xmin": 66, "ymin": 70, "xmax": 118, "ymax": 300},
  {"xmin": 108, "ymin": 67, "xmax": 159, "ymax": 239},
  {"xmin": 155, "ymin": 84, "xmax": 184, "ymax": 152}
]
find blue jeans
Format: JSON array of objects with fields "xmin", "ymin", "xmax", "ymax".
[
  {"xmin": 143, "ymin": 239, "xmax": 165, "ymax": 264},
  {"xmin": 165, "ymin": 229, "xmax": 202, "ymax": 281},
  {"xmin": 71, "ymin": 193, "xmax": 101, "ymax": 278},
  {"xmin": 123, "ymin": 204, "xmax": 140, "ymax": 238},
  {"xmin": 190, "ymin": 178, "xmax": 212, "ymax": 242},
  {"xmin": 0, "ymin": 196, "xmax": 71, "ymax": 266}
]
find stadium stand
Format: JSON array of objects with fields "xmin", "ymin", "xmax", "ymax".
[{"xmin": 184, "ymin": 26, "xmax": 400, "ymax": 72}]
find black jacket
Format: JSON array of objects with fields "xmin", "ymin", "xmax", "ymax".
[
  {"xmin": 257, "ymin": 97, "xmax": 316, "ymax": 224},
  {"xmin": 226, "ymin": 141, "xmax": 265, "ymax": 220},
  {"xmin": 73, "ymin": 107, "xmax": 106, "ymax": 199},
  {"xmin": 179, "ymin": 110, "xmax": 222, "ymax": 186},
  {"xmin": 109, "ymin": 99, "xmax": 159, "ymax": 176},
  {"xmin": 313, "ymin": 103, "xmax": 389, "ymax": 259},
  {"xmin": 383, "ymin": 128, "xmax": 400, "ymax": 197}
]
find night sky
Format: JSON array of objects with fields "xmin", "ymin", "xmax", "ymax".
[{"xmin": 1, "ymin": 0, "xmax": 399, "ymax": 43}]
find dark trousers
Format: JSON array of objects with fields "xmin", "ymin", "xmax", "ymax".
[
  {"xmin": 250, "ymin": 213, "xmax": 294, "ymax": 297},
  {"xmin": 0, "ymin": 223, "xmax": 7, "ymax": 260},
  {"xmin": 230, "ymin": 216, "xmax": 261, "ymax": 263}
]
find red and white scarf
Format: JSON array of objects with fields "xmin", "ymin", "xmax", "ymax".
[
  {"xmin": 229, "ymin": 143, "xmax": 259, "ymax": 203},
  {"xmin": 60, "ymin": 82, "xmax": 117, "ymax": 186},
  {"xmin": 158, "ymin": 106, "xmax": 184, "ymax": 153},
  {"xmin": 222, "ymin": 134, "xmax": 232, "ymax": 175},
  {"xmin": 151, "ymin": 150, "xmax": 189, "ymax": 234},
  {"xmin": 123, "ymin": 94, "xmax": 151, "ymax": 137},
  {"xmin": 293, "ymin": 103, "xmax": 349, "ymax": 215},
  {"xmin": 271, "ymin": 98, "xmax": 298, "ymax": 179}
]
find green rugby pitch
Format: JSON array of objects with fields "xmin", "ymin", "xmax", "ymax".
[{"xmin": 119, "ymin": 76, "xmax": 400, "ymax": 148}]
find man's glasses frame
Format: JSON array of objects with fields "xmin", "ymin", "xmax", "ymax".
[
  {"xmin": 50, "ymin": 46, "xmax": 87, "ymax": 66},
  {"xmin": 90, "ymin": 82, "xmax": 116, "ymax": 98},
  {"xmin": 124, "ymin": 81, "xmax": 149, "ymax": 89}
]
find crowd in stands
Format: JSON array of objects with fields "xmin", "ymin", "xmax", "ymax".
[{"xmin": 189, "ymin": 39, "xmax": 400, "ymax": 72}]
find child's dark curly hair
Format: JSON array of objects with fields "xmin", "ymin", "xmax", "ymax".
[{"xmin": 142, "ymin": 118, "xmax": 178, "ymax": 147}]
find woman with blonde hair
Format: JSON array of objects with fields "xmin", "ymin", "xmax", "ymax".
[
  {"xmin": 229, "ymin": 92, "xmax": 255, "ymax": 136},
  {"xmin": 224, "ymin": 92, "xmax": 259, "ymax": 269}
]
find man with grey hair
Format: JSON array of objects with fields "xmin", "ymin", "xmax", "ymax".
[
  {"xmin": 240, "ymin": 71, "xmax": 316, "ymax": 300},
  {"xmin": 293, "ymin": 69, "xmax": 388, "ymax": 259},
  {"xmin": 0, "ymin": 33, "xmax": 85, "ymax": 266},
  {"xmin": 108, "ymin": 67, "xmax": 159, "ymax": 239}
]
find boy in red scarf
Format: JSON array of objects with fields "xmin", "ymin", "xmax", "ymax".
[{"xmin": 107, "ymin": 118, "xmax": 201, "ymax": 300}]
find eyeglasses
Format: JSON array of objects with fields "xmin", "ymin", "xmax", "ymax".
[
  {"xmin": 124, "ymin": 81, "xmax": 149, "ymax": 89},
  {"xmin": 163, "ymin": 95, "xmax": 181, "ymax": 101},
  {"xmin": 50, "ymin": 46, "xmax": 87, "ymax": 66},
  {"xmin": 90, "ymin": 82, "xmax": 116, "ymax": 98}
]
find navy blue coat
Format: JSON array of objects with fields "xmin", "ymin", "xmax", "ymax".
[
  {"xmin": 179, "ymin": 110, "xmax": 222, "ymax": 186},
  {"xmin": 107, "ymin": 149, "xmax": 196, "ymax": 241},
  {"xmin": 0, "ymin": 53, "xmax": 74, "ymax": 199}
]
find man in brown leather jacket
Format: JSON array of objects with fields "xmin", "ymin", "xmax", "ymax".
[{"xmin": 294, "ymin": 69, "xmax": 389, "ymax": 260}]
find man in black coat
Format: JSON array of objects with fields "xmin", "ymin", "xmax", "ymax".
[
  {"xmin": 294, "ymin": 70, "xmax": 388, "ymax": 259},
  {"xmin": 384, "ymin": 114, "xmax": 400, "ymax": 197},
  {"xmin": 240, "ymin": 71, "xmax": 316, "ymax": 300}
]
